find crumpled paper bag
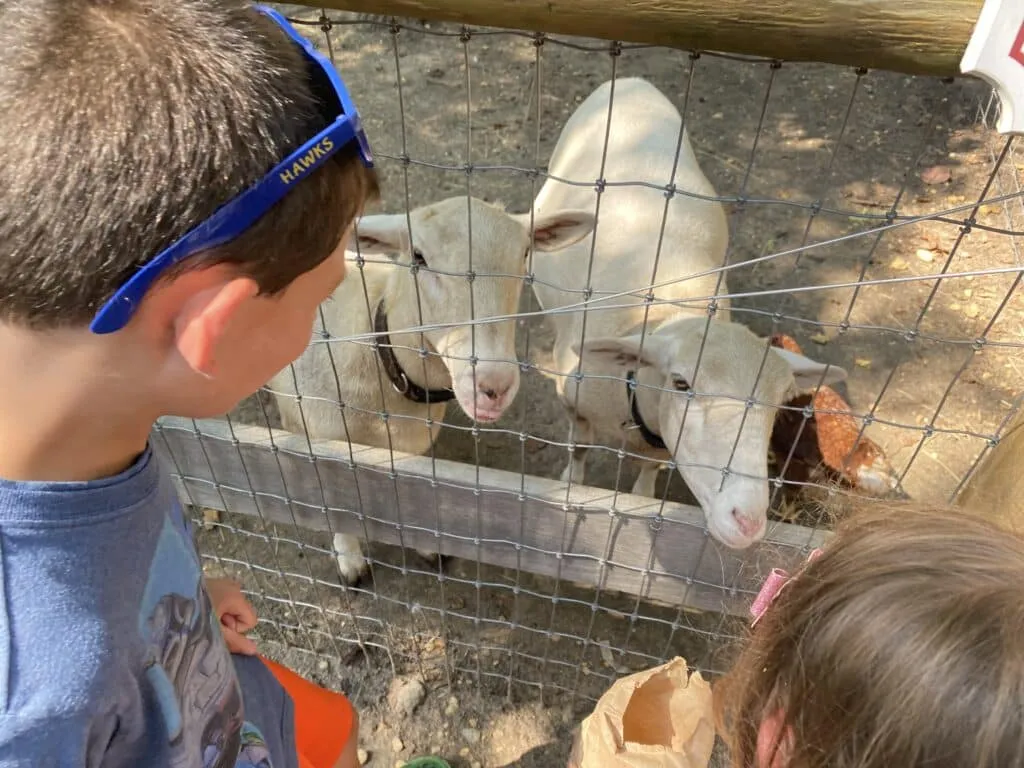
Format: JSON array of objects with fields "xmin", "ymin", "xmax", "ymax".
[{"xmin": 567, "ymin": 656, "xmax": 716, "ymax": 768}]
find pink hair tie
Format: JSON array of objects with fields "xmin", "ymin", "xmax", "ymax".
[{"xmin": 750, "ymin": 548, "xmax": 823, "ymax": 626}]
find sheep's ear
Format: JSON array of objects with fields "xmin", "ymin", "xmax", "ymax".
[
  {"xmin": 514, "ymin": 209, "xmax": 596, "ymax": 252},
  {"xmin": 352, "ymin": 214, "xmax": 412, "ymax": 257},
  {"xmin": 772, "ymin": 347, "xmax": 848, "ymax": 389},
  {"xmin": 573, "ymin": 333, "xmax": 674, "ymax": 373}
]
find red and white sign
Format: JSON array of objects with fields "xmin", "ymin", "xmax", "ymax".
[
  {"xmin": 1011, "ymin": 20, "xmax": 1024, "ymax": 68},
  {"xmin": 961, "ymin": 0, "xmax": 1024, "ymax": 134}
]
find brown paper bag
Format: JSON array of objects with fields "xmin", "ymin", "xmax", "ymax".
[{"xmin": 567, "ymin": 656, "xmax": 716, "ymax": 768}]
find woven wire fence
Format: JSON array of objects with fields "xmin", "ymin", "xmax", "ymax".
[{"xmin": 154, "ymin": 3, "xmax": 1023, "ymax": 764}]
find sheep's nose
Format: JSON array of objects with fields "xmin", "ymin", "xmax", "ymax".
[
  {"xmin": 478, "ymin": 382, "xmax": 511, "ymax": 403},
  {"xmin": 732, "ymin": 509, "xmax": 765, "ymax": 539}
]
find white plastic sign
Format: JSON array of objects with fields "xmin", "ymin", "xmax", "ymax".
[{"xmin": 961, "ymin": 0, "xmax": 1024, "ymax": 135}]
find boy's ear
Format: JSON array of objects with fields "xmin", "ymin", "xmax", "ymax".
[{"xmin": 172, "ymin": 276, "xmax": 259, "ymax": 378}]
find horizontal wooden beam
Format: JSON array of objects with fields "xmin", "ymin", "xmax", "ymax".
[
  {"xmin": 299, "ymin": 0, "xmax": 982, "ymax": 77},
  {"xmin": 156, "ymin": 416, "xmax": 828, "ymax": 617}
]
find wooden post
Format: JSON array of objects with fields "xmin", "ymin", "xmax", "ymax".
[
  {"xmin": 956, "ymin": 406, "xmax": 1024, "ymax": 528},
  {"xmin": 304, "ymin": 0, "xmax": 983, "ymax": 77},
  {"xmin": 956, "ymin": 0, "xmax": 1024, "ymax": 527}
]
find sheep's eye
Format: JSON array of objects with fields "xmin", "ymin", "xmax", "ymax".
[
  {"xmin": 672, "ymin": 376, "xmax": 691, "ymax": 392},
  {"xmin": 412, "ymin": 248, "xmax": 427, "ymax": 267}
]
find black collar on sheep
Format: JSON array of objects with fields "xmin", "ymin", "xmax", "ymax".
[
  {"xmin": 625, "ymin": 370, "xmax": 667, "ymax": 451},
  {"xmin": 373, "ymin": 300, "xmax": 456, "ymax": 405}
]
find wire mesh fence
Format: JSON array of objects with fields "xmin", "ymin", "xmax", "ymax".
[{"xmin": 152, "ymin": 3, "xmax": 1023, "ymax": 765}]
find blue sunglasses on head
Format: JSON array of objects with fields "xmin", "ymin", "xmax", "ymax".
[{"xmin": 89, "ymin": 4, "xmax": 374, "ymax": 335}]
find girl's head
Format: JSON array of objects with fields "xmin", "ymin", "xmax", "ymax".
[{"xmin": 716, "ymin": 501, "xmax": 1024, "ymax": 768}]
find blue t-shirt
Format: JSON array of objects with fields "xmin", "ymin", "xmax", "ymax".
[{"xmin": 0, "ymin": 448, "xmax": 294, "ymax": 767}]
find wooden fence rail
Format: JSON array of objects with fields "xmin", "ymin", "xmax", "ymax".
[
  {"xmin": 156, "ymin": 416, "xmax": 828, "ymax": 617},
  {"xmin": 300, "ymin": 0, "xmax": 983, "ymax": 77}
]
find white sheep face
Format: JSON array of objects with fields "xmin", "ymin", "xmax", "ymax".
[
  {"xmin": 354, "ymin": 197, "xmax": 595, "ymax": 423},
  {"xmin": 580, "ymin": 318, "xmax": 847, "ymax": 549}
]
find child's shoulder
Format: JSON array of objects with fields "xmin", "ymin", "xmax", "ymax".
[
  {"xmin": 0, "ymin": 448, "xmax": 164, "ymax": 525},
  {"xmin": 0, "ymin": 449, "xmax": 226, "ymax": 763}
]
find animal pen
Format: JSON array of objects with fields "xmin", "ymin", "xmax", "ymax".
[{"xmin": 154, "ymin": 1, "xmax": 1022, "ymax": 765}]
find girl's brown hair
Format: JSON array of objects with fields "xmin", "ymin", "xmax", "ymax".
[{"xmin": 716, "ymin": 501, "xmax": 1024, "ymax": 768}]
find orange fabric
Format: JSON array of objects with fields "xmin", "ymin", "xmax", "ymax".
[{"xmin": 259, "ymin": 654, "xmax": 355, "ymax": 768}]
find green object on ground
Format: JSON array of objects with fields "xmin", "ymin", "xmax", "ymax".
[{"xmin": 402, "ymin": 758, "xmax": 452, "ymax": 768}]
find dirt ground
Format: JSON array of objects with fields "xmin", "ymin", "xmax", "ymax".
[{"xmin": 194, "ymin": 5, "xmax": 1023, "ymax": 767}]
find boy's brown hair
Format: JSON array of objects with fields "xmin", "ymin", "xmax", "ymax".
[
  {"xmin": 0, "ymin": 0, "xmax": 379, "ymax": 329},
  {"xmin": 716, "ymin": 500, "xmax": 1024, "ymax": 768}
]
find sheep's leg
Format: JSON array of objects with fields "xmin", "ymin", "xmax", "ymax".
[
  {"xmin": 560, "ymin": 451, "xmax": 588, "ymax": 484},
  {"xmin": 278, "ymin": 400, "xmax": 305, "ymax": 435},
  {"xmin": 332, "ymin": 532, "xmax": 369, "ymax": 585},
  {"xmin": 632, "ymin": 462, "xmax": 661, "ymax": 498},
  {"xmin": 560, "ymin": 415, "xmax": 593, "ymax": 485}
]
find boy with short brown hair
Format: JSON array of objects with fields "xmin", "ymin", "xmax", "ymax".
[{"xmin": 0, "ymin": 1, "xmax": 378, "ymax": 765}]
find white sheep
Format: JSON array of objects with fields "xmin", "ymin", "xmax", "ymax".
[
  {"xmin": 268, "ymin": 195, "xmax": 595, "ymax": 583},
  {"xmin": 529, "ymin": 77, "xmax": 847, "ymax": 549}
]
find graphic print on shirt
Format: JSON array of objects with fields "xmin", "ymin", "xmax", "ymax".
[
  {"xmin": 138, "ymin": 508, "xmax": 245, "ymax": 768},
  {"xmin": 230, "ymin": 722, "xmax": 274, "ymax": 768}
]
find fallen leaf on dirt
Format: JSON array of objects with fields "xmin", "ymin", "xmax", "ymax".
[
  {"xmin": 202, "ymin": 508, "xmax": 221, "ymax": 531},
  {"xmin": 979, "ymin": 204, "xmax": 1000, "ymax": 217},
  {"xmin": 915, "ymin": 248, "xmax": 935, "ymax": 263},
  {"xmin": 855, "ymin": 358, "xmax": 872, "ymax": 369},
  {"xmin": 920, "ymin": 165, "xmax": 951, "ymax": 185},
  {"xmin": 809, "ymin": 333, "xmax": 830, "ymax": 345},
  {"xmin": 965, "ymin": 303, "xmax": 981, "ymax": 319},
  {"xmin": 598, "ymin": 640, "xmax": 631, "ymax": 674},
  {"xmin": 889, "ymin": 257, "xmax": 910, "ymax": 271}
]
